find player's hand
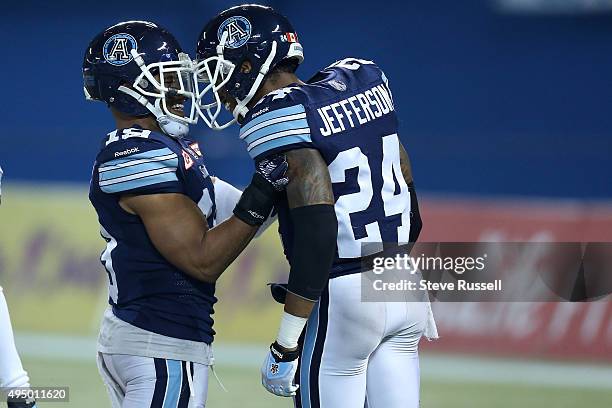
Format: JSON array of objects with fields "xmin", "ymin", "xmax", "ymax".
[
  {"xmin": 234, "ymin": 155, "xmax": 289, "ymax": 226},
  {"xmin": 261, "ymin": 341, "xmax": 300, "ymax": 397},
  {"xmin": 255, "ymin": 154, "xmax": 289, "ymax": 192}
]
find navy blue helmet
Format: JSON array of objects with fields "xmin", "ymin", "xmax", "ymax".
[
  {"xmin": 194, "ymin": 4, "xmax": 304, "ymax": 129},
  {"xmin": 83, "ymin": 21, "xmax": 198, "ymax": 137}
]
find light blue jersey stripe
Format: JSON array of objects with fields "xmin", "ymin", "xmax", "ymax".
[
  {"xmin": 100, "ymin": 171, "xmax": 178, "ymax": 194},
  {"xmin": 300, "ymin": 302, "xmax": 320, "ymax": 408},
  {"xmin": 240, "ymin": 105, "xmax": 306, "ymax": 135},
  {"xmin": 99, "ymin": 157, "xmax": 178, "ymax": 182},
  {"xmin": 162, "ymin": 360, "xmax": 182, "ymax": 408},
  {"xmin": 240, "ymin": 112, "xmax": 307, "ymax": 140},
  {"xmin": 248, "ymin": 134, "xmax": 312, "ymax": 159},
  {"xmin": 243, "ymin": 119, "xmax": 310, "ymax": 145},
  {"xmin": 99, "ymin": 147, "xmax": 175, "ymax": 169}
]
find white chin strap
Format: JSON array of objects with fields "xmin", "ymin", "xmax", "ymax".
[
  {"xmin": 232, "ymin": 40, "xmax": 278, "ymax": 121},
  {"xmin": 118, "ymin": 86, "xmax": 190, "ymax": 138}
]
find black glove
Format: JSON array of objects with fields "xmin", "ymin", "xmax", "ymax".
[
  {"xmin": 234, "ymin": 155, "xmax": 289, "ymax": 226},
  {"xmin": 256, "ymin": 155, "xmax": 289, "ymax": 192}
]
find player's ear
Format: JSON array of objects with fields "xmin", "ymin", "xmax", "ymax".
[{"xmin": 240, "ymin": 60, "xmax": 252, "ymax": 74}]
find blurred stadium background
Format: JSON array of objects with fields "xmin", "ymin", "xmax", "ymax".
[{"xmin": 1, "ymin": 0, "xmax": 612, "ymax": 406}]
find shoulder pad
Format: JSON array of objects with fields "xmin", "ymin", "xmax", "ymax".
[
  {"xmin": 240, "ymin": 94, "xmax": 312, "ymax": 160},
  {"xmin": 97, "ymin": 134, "xmax": 180, "ymax": 194}
]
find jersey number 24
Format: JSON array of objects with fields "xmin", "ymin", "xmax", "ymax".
[{"xmin": 328, "ymin": 134, "xmax": 411, "ymax": 258}]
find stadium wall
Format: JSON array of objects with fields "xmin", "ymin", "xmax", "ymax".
[{"xmin": 1, "ymin": 185, "xmax": 609, "ymax": 361}]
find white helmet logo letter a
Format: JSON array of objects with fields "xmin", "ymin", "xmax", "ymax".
[
  {"xmin": 109, "ymin": 38, "xmax": 130, "ymax": 62},
  {"xmin": 103, "ymin": 33, "xmax": 138, "ymax": 66},
  {"xmin": 227, "ymin": 21, "xmax": 247, "ymax": 43},
  {"xmin": 217, "ymin": 16, "xmax": 252, "ymax": 49}
]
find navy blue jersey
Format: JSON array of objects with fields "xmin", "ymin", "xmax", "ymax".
[
  {"xmin": 240, "ymin": 58, "xmax": 413, "ymax": 278},
  {"xmin": 89, "ymin": 127, "xmax": 217, "ymax": 343}
]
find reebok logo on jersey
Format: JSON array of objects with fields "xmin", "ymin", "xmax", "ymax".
[
  {"xmin": 251, "ymin": 106, "xmax": 269, "ymax": 118},
  {"xmin": 114, "ymin": 147, "xmax": 139, "ymax": 157},
  {"xmin": 317, "ymin": 83, "xmax": 395, "ymax": 137}
]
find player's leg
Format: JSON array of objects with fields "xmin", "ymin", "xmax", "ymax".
[
  {"xmin": 364, "ymin": 337, "xmax": 421, "ymax": 408},
  {"xmin": 0, "ymin": 286, "xmax": 30, "ymax": 389},
  {"xmin": 364, "ymin": 302, "xmax": 427, "ymax": 408},
  {"xmin": 120, "ymin": 356, "xmax": 195, "ymax": 408},
  {"xmin": 99, "ymin": 353, "xmax": 206, "ymax": 408},
  {"xmin": 295, "ymin": 274, "xmax": 385, "ymax": 408},
  {"xmin": 188, "ymin": 362, "xmax": 209, "ymax": 408},
  {"xmin": 97, "ymin": 353, "xmax": 125, "ymax": 408}
]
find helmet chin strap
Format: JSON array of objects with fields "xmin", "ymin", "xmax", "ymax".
[
  {"xmin": 118, "ymin": 86, "xmax": 189, "ymax": 138},
  {"xmin": 231, "ymin": 40, "xmax": 278, "ymax": 121}
]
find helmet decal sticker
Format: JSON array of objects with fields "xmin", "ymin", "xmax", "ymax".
[
  {"xmin": 103, "ymin": 33, "xmax": 138, "ymax": 66},
  {"xmin": 280, "ymin": 32, "xmax": 298, "ymax": 43},
  {"xmin": 217, "ymin": 16, "xmax": 252, "ymax": 49}
]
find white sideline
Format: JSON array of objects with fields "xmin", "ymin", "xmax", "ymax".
[{"xmin": 14, "ymin": 331, "xmax": 612, "ymax": 390}]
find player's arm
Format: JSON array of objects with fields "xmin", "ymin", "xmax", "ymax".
[
  {"xmin": 260, "ymin": 148, "xmax": 336, "ymax": 397},
  {"xmin": 119, "ymin": 155, "xmax": 288, "ymax": 284},
  {"xmin": 211, "ymin": 177, "xmax": 277, "ymax": 237},
  {"xmin": 273, "ymin": 148, "xmax": 337, "ymax": 350},
  {"xmin": 399, "ymin": 141, "xmax": 422, "ymax": 242},
  {"xmin": 399, "ymin": 141, "xmax": 413, "ymax": 184},
  {"xmin": 283, "ymin": 148, "xmax": 336, "ymax": 314},
  {"xmin": 120, "ymin": 193, "xmax": 257, "ymax": 283}
]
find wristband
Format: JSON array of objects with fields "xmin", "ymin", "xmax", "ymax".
[
  {"xmin": 270, "ymin": 341, "xmax": 300, "ymax": 363},
  {"xmin": 233, "ymin": 173, "xmax": 276, "ymax": 226},
  {"xmin": 276, "ymin": 311, "xmax": 307, "ymax": 350}
]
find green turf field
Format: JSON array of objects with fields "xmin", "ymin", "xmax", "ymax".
[{"xmin": 20, "ymin": 356, "xmax": 612, "ymax": 408}]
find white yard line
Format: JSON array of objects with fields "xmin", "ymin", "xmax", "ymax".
[{"xmin": 15, "ymin": 332, "xmax": 612, "ymax": 390}]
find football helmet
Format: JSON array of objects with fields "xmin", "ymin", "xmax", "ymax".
[
  {"xmin": 83, "ymin": 21, "xmax": 197, "ymax": 137},
  {"xmin": 194, "ymin": 4, "xmax": 304, "ymax": 129}
]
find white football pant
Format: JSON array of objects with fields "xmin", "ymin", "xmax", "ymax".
[
  {"xmin": 295, "ymin": 272, "xmax": 430, "ymax": 408},
  {"xmin": 0, "ymin": 286, "xmax": 31, "ymax": 389},
  {"xmin": 97, "ymin": 353, "xmax": 209, "ymax": 408}
]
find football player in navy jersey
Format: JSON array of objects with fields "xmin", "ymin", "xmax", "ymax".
[
  {"xmin": 83, "ymin": 21, "xmax": 288, "ymax": 408},
  {"xmin": 195, "ymin": 5, "xmax": 437, "ymax": 407}
]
